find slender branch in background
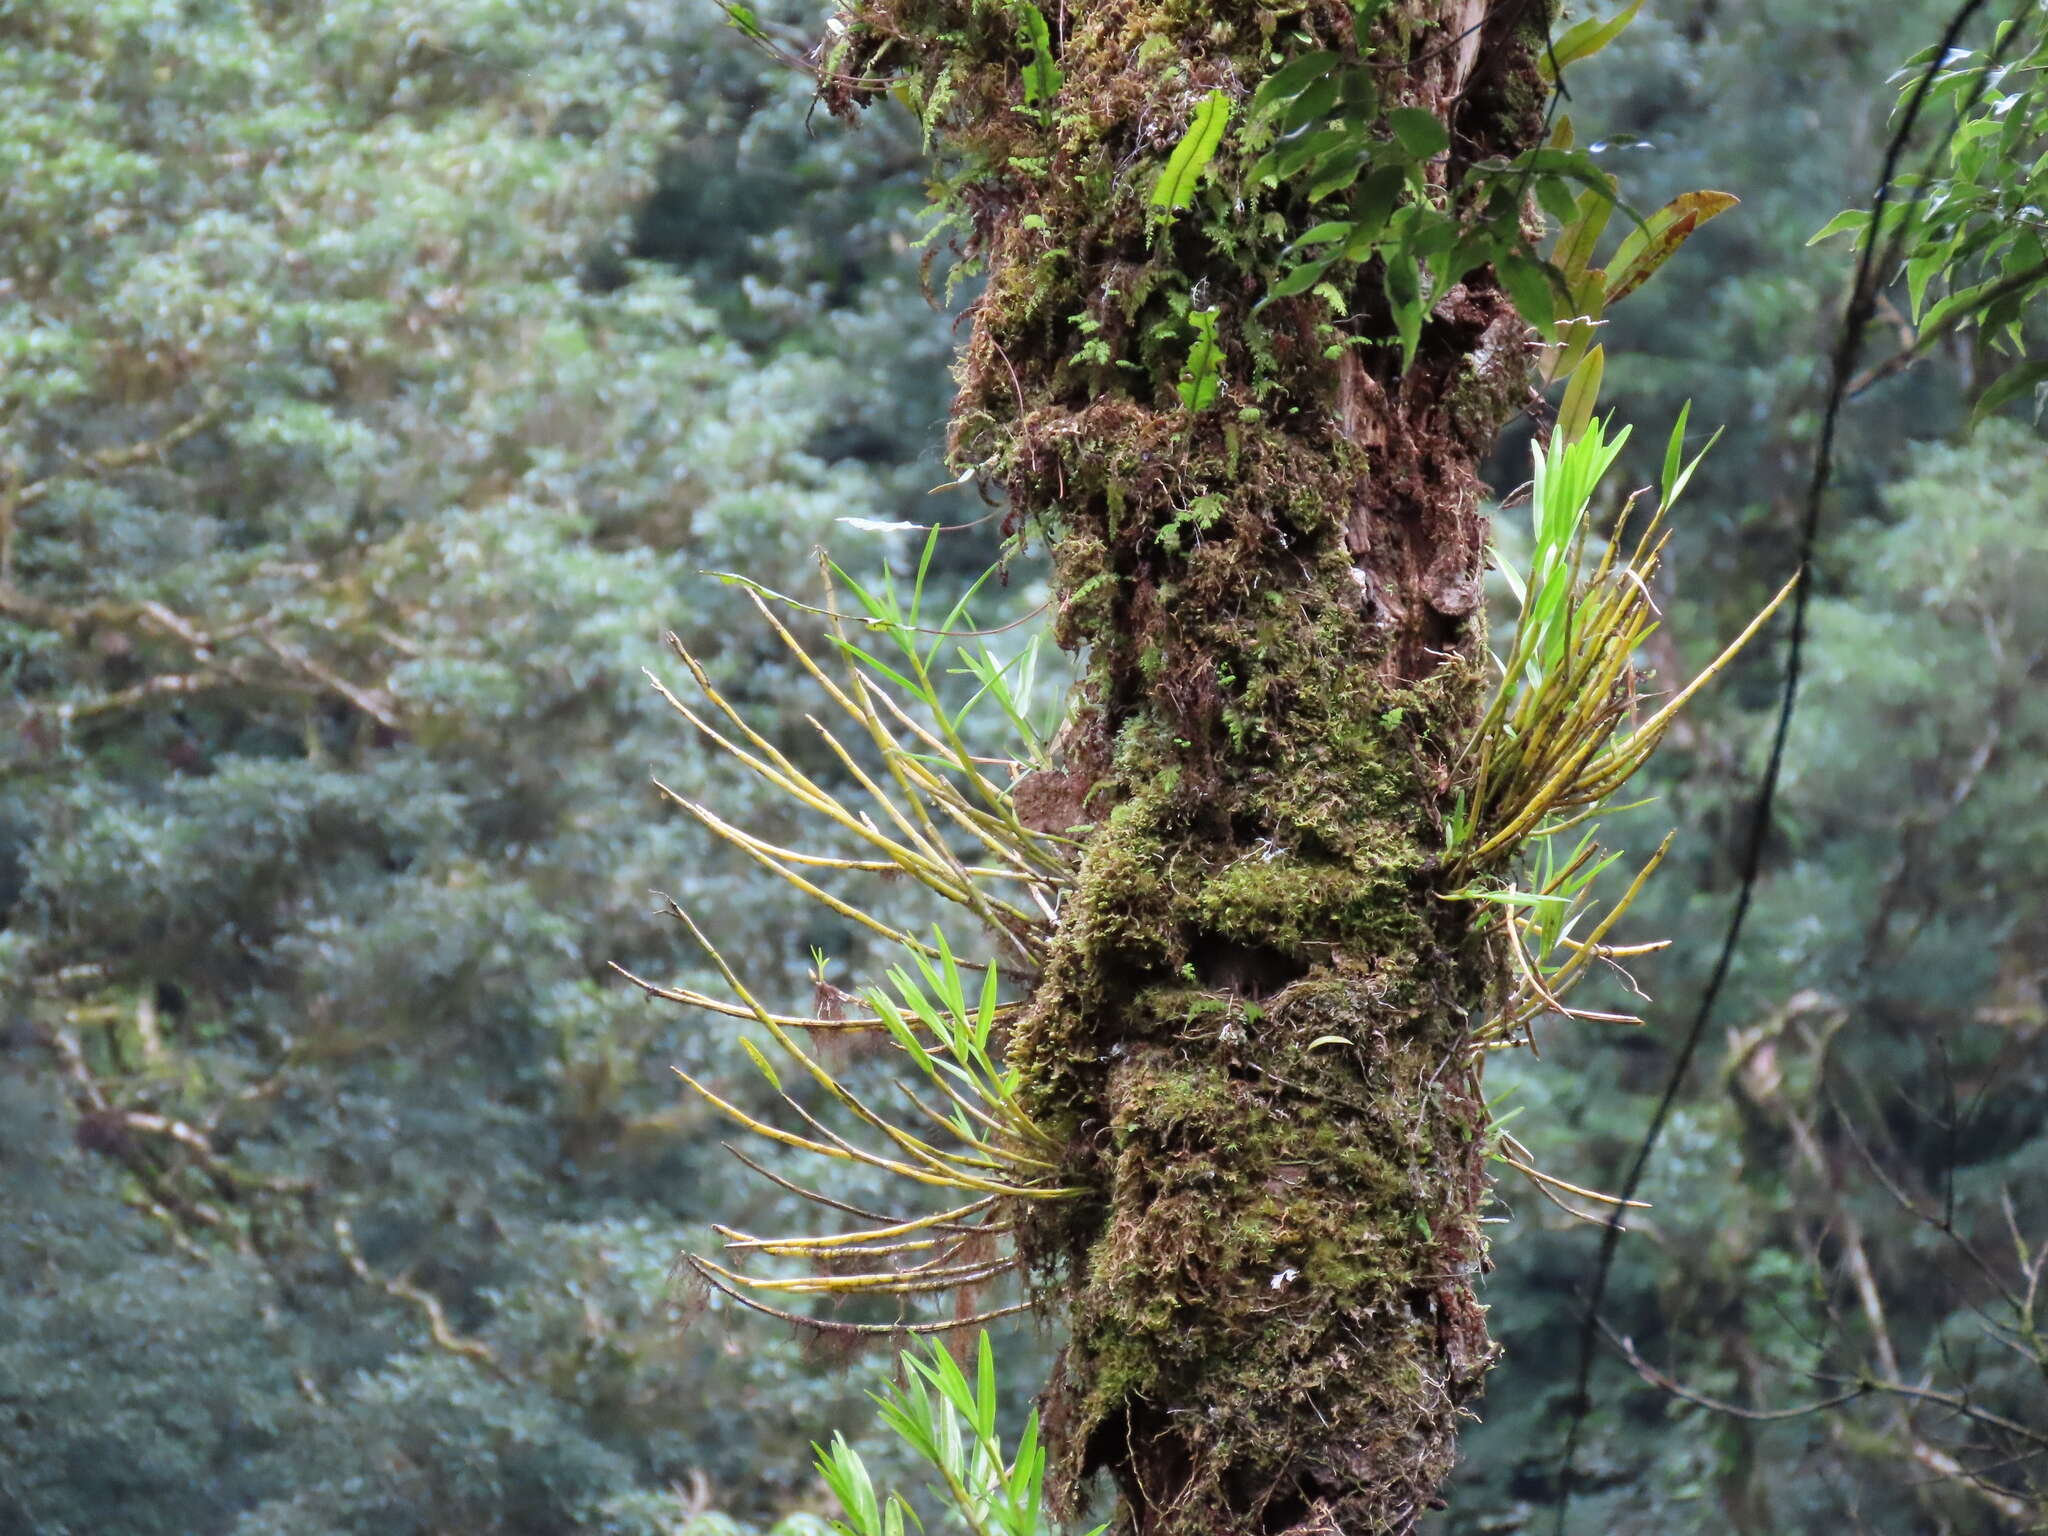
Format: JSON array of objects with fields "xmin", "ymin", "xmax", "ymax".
[
  {"xmin": 1847, "ymin": 256, "xmax": 2048, "ymax": 398},
  {"xmin": 0, "ymin": 399, "xmax": 409, "ymax": 732},
  {"xmin": 0, "ymin": 399, "xmax": 223, "ymax": 590},
  {"xmin": 1610, "ymin": 1007, "xmax": 2048, "ymax": 1524},
  {"xmin": 333, "ymin": 1216, "xmax": 508, "ymax": 1379},
  {"xmin": 1598, "ymin": 1320, "xmax": 1871, "ymax": 1422},
  {"xmin": 0, "ymin": 583, "xmax": 402, "ymax": 730},
  {"xmin": 1551, "ymin": 1, "xmax": 2012, "ymax": 1523}
]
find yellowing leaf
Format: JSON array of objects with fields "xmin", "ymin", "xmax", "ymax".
[
  {"xmin": 1542, "ymin": 266, "xmax": 1608, "ymax": 386},
  {"xmin": 1604, "ymin": 190, "xmax": 1739, "ymax": 305},
  {"xmin": 740, "ymin": 1037, "xmax": 782, "ymax": 1093}
]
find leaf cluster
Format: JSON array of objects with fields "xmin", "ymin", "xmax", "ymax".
[
  {"xmin": 816, "ymin": 1333, "xmax": 1086, "ymax": 1536},
  {"xmin": 1222, "ymin": 1, "xmax": 1668, "ymax": 367},
  {"xmin": 635, "ymin": 534, "xmax": 1078, "ymax": 1327},
  {"xmin": 1451, "ymin": 408, "xmax": 1794, "ymax": 1051},
  {"xmin": 1812, "ymin": 12, "xmax": 2048, "ymax": 425}
]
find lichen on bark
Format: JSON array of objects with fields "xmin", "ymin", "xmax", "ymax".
[{"xmin": 822, "ymin": 3, "xmax": 1557, "ymax": 1531}]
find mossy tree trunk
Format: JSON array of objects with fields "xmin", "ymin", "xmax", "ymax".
[{"xmin": 827, "ymin": 4, "xmax": 1553, "ymax": 1532}]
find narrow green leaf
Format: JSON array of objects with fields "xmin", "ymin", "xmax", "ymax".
[
  {"xmin": 1918, "ymin": 273, "xmax": 2005, "ymax": 338},
  {"xmin": 868, "ymin": 990, "xmax": 938, "ymax": 1078},
  {"xmin": 1152, "ymin": 90, "xmax": 1232, "ymax": 213},
  {"xmin": 910, "ymin": 523, "xmax": 939, "ymax": 628},
  {"xmin": 1177, "ymin": 308, "xmax": 1225, "ymax": 409},
  {"xmin": 934, "ymin": 554, "xmax": 1000, "ymax": 636},
  {"xmin": 740, "ymin": 1037, "xmax": 782, "ymax": 1093},
  {"xmin": 817, "ymin": 1436, "xmax": 882, "ymax": 1536},
  {"xmin": 1968, "ymin": 358, "xmax": 2048, "ymax": 430},
  {"xmin": 1539, "ymin": 0, "xmax": 1645, "ymax": 82},
  {"xmin": 1659, "ymin": 401, "xmax": 1692, "ymax": 509},
  {"xmin": 1260, "ymin": 255, "xmax": 1336, "ymax": 307},
  {"xmin": 1016, "ymin": 1411, "xmax": 1045, "ymax": 1534},
  {"xmin": 976, "ymin": 1333, "xmax": 998, "ymax": 1443},
  {"xmin": 1906, "ymin": 250, "xmax": 1942, "ymax": 321},
  {"xmin": 1385, "ymin": 244, "xmax": 1422, "ymax": 369},
  {"xmin": 1250, "ymin": 51, "xmax": 1341, "ymax": 118},
  {"xmin": 976, "ymin": 965, "xmax": 1000, "ymax": 1042},
  {"xmin": 721, "ymin": 2, "xmax": 767, "ymax": 41},
  {"xmin": 1554, "ymin": 183, "xmax": 1617, "ymax": 279},
  {"xmin": 1807, "ymin": 207, "xmax": 1872, "ymax": 247},
  {"xmin": 1665, "ymin": 422, "xmax": 1722, "ymax": 509},
  {"xmin": 1547, "ymin": 265, "xmax": 1607, "ymax": 382},
  {"xmin": 934, "ymin": 928, "xmax": 967, "ymax": 1016},
  {"xmin": 1556, "ymin": 343, "xmax": 1604, "ymax": 444},
  {"xmin": 1291, "ymin": 219, "xmax": 1357, "ymax": 250},
  {"xmin": 1013, "ymin": 1, "xmax": 1063, "ymax": 103},
  {"xmin": 830, "ymin": 639, "xmax": 923, "ymax": 701}
]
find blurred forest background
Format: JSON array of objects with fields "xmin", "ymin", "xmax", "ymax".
[{"xmin": 2, "ymin": 2, "xmax": 2042, "ymax": 1533}]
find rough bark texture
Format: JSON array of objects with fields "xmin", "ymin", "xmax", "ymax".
[{"xmin": 828, "ymin": 4, "xmax": 1553, "ymax": 1532}]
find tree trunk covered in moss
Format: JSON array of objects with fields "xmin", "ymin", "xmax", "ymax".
[{"xmin": 828, "ymin": 4, "xmax": 1553, "ymax": 1532}]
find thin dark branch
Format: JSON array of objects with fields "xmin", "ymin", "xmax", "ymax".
[
  {"xmin": 1827, "ymin": 1091, "xmax": 2020, "ymax": 1309},
  {"xmin": 1599, "ymin": 1318, "xmax": 1870, "ymax": 1422},
  {"xmin": 1549, "ymin": 3, "xmax": 2017, "ymax": 1525},
  {"xmin": 1818, "ymin": 1374, "xmax": 2048, "ymax": 1452},
  {"xmin": 1847, "ymin": 256, "xmax": 2048, "ymax": 398}
]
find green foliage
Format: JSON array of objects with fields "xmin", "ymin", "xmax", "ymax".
[
  {"xmin": 1813, "ymin": 13, "xmax": 2048, "ymax": 426},
  {"xmin": 1174, "ymin": 308, "xmax": 1225, "ymax": 409},
  {"xmin": 1450, "ymin": 408, "xmax": 1789, "ymax": 1051},
  {"xmin": 1150, "ymin": 90, "xmax": 1232, "ymax": 215},
  {"xmin": 1012, "ymin": 2, "xmax": 1065, "ymax": 107},
  {"xmin": 6, "ymin": 0, "xmax": 2043, "ymax": 1532},
  {"xmin": 645, "ymin": 537, "xmax": 1073, "ymax": 1324},
  {"xmin": 1242, "ymin": 41, "xmax": 1490, "ymax": 361},
  {"xmin": 1233, "ymin": 4, "xmax": 1735, "ymax": 370},
  {"xmin": 1538, "ymin": 0, "xmax": 1646, "ymax": 81},
  {"xmin": 1437, "ymin": 7, "xmax": 2048, "ymax": 1522},
  {"xmin": 815, "ymin": 1334, "xmax": 1099, "ymax": 1536},
  {"xmin": 0, "ymin": 0, "xmax": 1004, "ymax": 1528}
]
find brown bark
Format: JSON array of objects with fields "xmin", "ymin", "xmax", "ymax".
[{"xmin": 825, "ymin": 4, "xmax": 1554, "ymax": 1530}]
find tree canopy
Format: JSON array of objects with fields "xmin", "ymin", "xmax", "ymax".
[{"xmin": 2, "ymin": 1, "xmax": 2043, "ymax": 1533}]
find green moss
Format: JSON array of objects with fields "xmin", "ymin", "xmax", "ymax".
[
  {"xmin": 1196, "ymin": 855, "xmax": 1384, "ymax": 951},
  {"xmin": 825, "ymin": 0, "xmax": 1545, "ymax": 1528}
]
